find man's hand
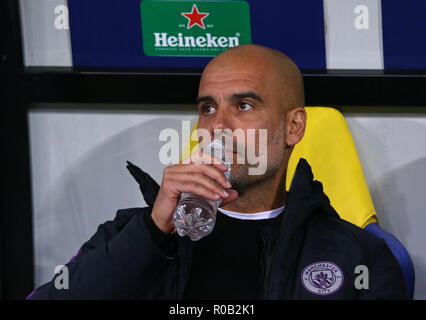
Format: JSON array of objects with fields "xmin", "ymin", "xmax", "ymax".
[{"xmin": 151, "ymin": 151, "xmax": 238, "ymax": 234}]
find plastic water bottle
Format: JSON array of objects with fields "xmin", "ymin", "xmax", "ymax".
[{"xmin": 173, "ymin": 139, "xmax": 231, "ymax": 241}]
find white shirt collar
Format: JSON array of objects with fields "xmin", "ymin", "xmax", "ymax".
[{"xmin": 217, "ymin": 205, "xmax": 285, "ymax": 221}]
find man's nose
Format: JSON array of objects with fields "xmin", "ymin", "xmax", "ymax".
[{"xmin": 211, "ymin": 107, "xmax": 229, "ymax": 131}]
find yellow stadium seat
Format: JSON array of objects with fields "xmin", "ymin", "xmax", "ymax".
[{"xmin": 286, "ymin": 106, "xmax": 377, "ymax": 228}]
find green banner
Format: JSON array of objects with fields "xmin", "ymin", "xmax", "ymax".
[{"xmin": 141, "ymin": 0, "xmax": 252, "ymax": 57}]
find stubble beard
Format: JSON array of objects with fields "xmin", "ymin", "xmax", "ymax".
[{"xmin": 229, "ymin": 123, "xmax": 286, "ymax": 198}]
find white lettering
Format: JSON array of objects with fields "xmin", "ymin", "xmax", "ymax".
[
  {"xmin": 159, "ymin": 123, "xmax": 269, "ymax": 172},
  {"xmin": 218, "ymin": 36, "xmax": 228, "ymax": 48},
  {"xmin": 153, "ymin": 33, "xmax": 241, "ymax": 48},
  {"xmin": 169, "ymin": 304, "xmax": 204, "ymax": 318},
  {"xmin": 54, "ymin": 265, "xmax": 69, "ymax": 290},
  {"xmin": 154, "ymin": 33, "xmax": 168, "ymax": 47},
  {"xmin": 354, "ymin": 5, "xmax": 369, "ymax": 30},
  {"xmin": 181, "ymin": 120, "xmax": 191, "ymax": 162},
  {"xmin": 177, "ymin": 33, "xmax": 184, "ymax": 47},
  {"xmin": 159, "ymin": 129, "xmax": 180, "ymax": 165},
  {"xmin": 54, "ymin": 5, "xmax": 69, "ymax": 30},
  {"xmin": 206, "ymin": 33, "xmax": 218, "ymax": 47},
  {"xmin": 247, "ymin": 129, "xmax": 268, "ymax": 175},
  {"xmin": 184, "ymin": 36, "xmax": 195, "ymax": 47},
  {"xmin": 228, "ymin": 36, "xmax": 239, "ymax": 48},
  {"xmin": 354, "ymin": 265, "xmax": 369, "ymax": 289},
  {"xmin": 196, "ymin": 36, "xmax": 206, "ymax": 47},
  {"xmin": 167, "ymin": 36, "xmax": 178, "ymax": 47}
]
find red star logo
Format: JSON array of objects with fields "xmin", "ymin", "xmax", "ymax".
[{"xmin": 181, "ymin": 4, "xmax": 209, "ymax": 29}]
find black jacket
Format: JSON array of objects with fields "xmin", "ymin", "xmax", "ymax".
[{"xmin": 27, "ymin": 158, "xmax": 407, "ymax": 299}]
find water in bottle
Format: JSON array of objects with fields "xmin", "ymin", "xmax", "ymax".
[{"xmin": 173, "ymin": 139, "xmax": 231, "ymax": 241}]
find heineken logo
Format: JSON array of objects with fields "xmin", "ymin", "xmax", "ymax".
[
  {"xmin": 154, "ymin": 32, "xmax": 240, "ymax": 49},
  {"xmin": 181, "ymin": 4, "xmax": 209, "ymax": 29},
  {"xmin": 140, "ymin": 0, "xmax": 252, "ymax": 57}
]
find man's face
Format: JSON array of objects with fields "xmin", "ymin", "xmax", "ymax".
[{"xmin": 196, "ymin": 58, "xmax": 287, "ymax": 195}]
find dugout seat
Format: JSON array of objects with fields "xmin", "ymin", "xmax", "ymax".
[{"xmin": 286, "ymin": 106, "xmax": 415, "ymax": 299}]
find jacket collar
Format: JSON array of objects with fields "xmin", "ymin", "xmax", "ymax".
[
  {"xmin": 285, "ymin": 158, "xmax": 337, "ymax": 226},
  {"xmin": 126, "ymin": 160, "xmax": 159, "ymax": 207}
]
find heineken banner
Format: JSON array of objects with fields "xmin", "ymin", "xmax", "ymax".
[
  {"xmin": 69, "ymin": 0, "xmax": 326, "ymax": 69},
  {"xmin": 140, "ymin": 1, "xmax": 252, "ymax": 57}
]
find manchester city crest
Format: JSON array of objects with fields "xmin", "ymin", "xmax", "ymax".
[{"xmin": 301, "ymin": 261, "xmax": 344, "ymax": 295}]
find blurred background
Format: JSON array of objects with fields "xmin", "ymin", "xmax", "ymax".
[{"xmin": 1, "ymin": 0, "xmax": 425, "ymax": 299}]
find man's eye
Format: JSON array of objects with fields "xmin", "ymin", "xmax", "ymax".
[
  {"xmin": 238, "ymin": 103, "xmax": 253, "ymax": 112},
  {"xmin": 203, "ymin": 105, "xmax": 217, "ymax": 115}
]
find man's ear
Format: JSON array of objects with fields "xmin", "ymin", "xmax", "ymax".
[{"xmin": 285, "ymin": 107, "xmax": 307, "ymax": 147}]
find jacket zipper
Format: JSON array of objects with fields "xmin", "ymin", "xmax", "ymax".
[
  {"xmin": 263, "ymin": 233, "xmax": 279, "ymax": 299},
  {"xmin": 260, "ymin": 233, "xmax": 265, "ymax": 294},
  {"xmin": 261, "ymin": 226, "xmax": 280, "ymax": 299},
  {"xmin": 260, "ymin": 232, "xmax": 266, "ymax": 298},
  {"xmin": 263, "ymin": 162, "xmax": 301, "ymax": 299}
]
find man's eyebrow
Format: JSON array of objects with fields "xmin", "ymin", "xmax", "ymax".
[
  {"xmin": 230, "ymin": 91, "xmax": 264, "ymax": 103},
  {"xmin": 195, "ymin": 96, "xmax": 216, "ymax": 106},
  {"xmin": 195, "ymin": 92, "xmax": 263, "ymax": 106}
]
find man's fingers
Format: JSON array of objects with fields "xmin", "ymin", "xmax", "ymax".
[
  {"xmin": 192, "ymin": 165, "xmax": 230, "ymax": 189},
  {"xmin": 174, "ymin": 180, "xmax": 222, "ymax": 201},
  {"xmin": 169, "ymin": 172, "xmax": 229, "ymax": 199},
  {"xmin": 220, "ymin": 189, "xmax": 239, "ymax": 206},
  {"xmin": 168, "ymin": 163, "xmax": 230, "ymax": 190},
  {"xmin": 182, "ymin": 150, "xmax": 228, "ymax": 171}
]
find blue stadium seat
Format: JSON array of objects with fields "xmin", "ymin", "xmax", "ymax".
[{"xmin": 365, "ymin": 222, "xmax": 415, "ymax": 298}]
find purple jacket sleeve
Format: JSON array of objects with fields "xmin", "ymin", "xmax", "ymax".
[{"xmin": 26, "ymin": 207, "xmax": 175, "ymax": 299}]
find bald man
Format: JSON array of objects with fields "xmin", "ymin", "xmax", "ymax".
[{"xmin": 28, "ymin": 45, "xmax": 407, "ymax": 300}]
